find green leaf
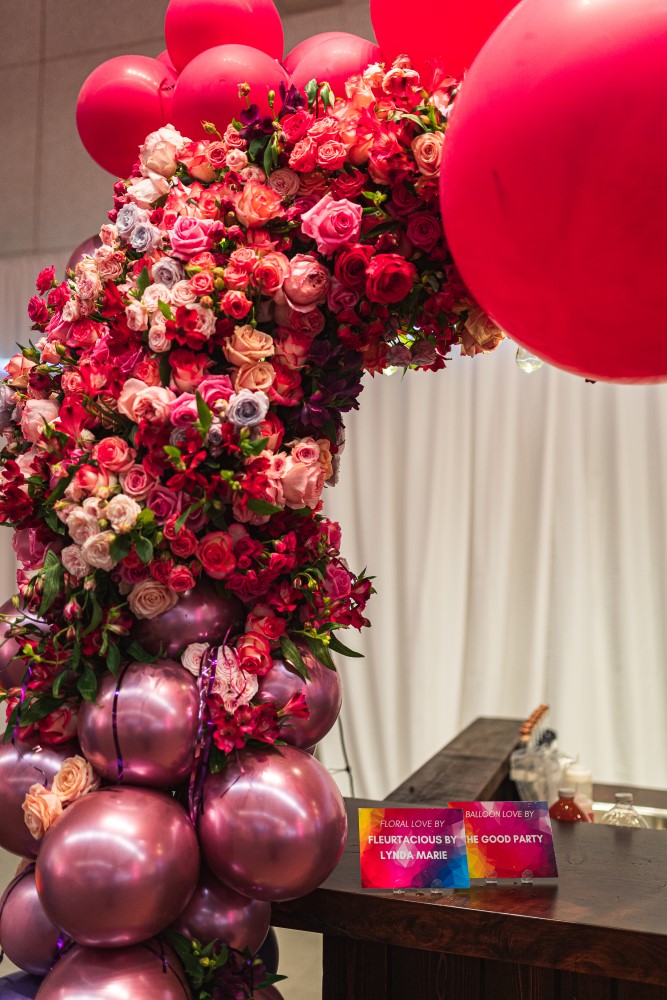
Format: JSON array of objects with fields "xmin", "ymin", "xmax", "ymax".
[
  {"xmin": 52, "ymin": 668, "xmax": 69, "ymax": 698},
  {"xmin": 125, "ymin": 640, "xmax": 159, "ymax": 663},
  {"xmin": 109, "ymin": 534, "xmax": 131, "ymax": 563},
  {"xmin": 15, "ymin": 695, "xmax": 60, "ymax": 725},
  {"xmin": 43, "ymin": 507, "xmax": 66, "ymax": 535},
  {"xmin": 247, "ymin": 497, "xmax": 283, "ymax": 516},
  {"xmin": 134, "ymin": 535, "xmax": 153, "ymax": 564},
  {"xmin": 279, "ymin": 635, "xmax": 309, "ymax": 679},
  {"xmin": 328, "ymin": 632, "xmax": 363, "ymax": 658},
  {"xmin": 159, "ymin": 352, "xmax": 171, "ymax": 387},
  {"xmin": 306, "ymin": 634, "xmax": 336, "ymax": 671},
  {"xmin": 39, "ymin": 550, "xmax": 63, "ymax": 616},
  {"xmin": 163, "ymin": 445, "xmax": 182, "ymax": 460},
  {"xmin": 263, "ymin": 138, "xmax": 278, "ymax": 177},
  {"xmin": 240, "ymin": 435, "xmax": 269, "ymax": 458},
  {"xmin": 106, "ymin": 642, "xmax": 122, "ymax": 677},
  {"xmin": 83, "ymin": 595, "xmax": 103, "ymax": 636},
  {"xmin": 157, "ymin": 299, "xmax": 173, "ymax": 320},
  {"xmin": 248, "ymin": 137, "xmax": 266, "ymax": 161},
  {"xmin": 136, "ymin": 266, "xmax": 150, "ymax": 297},
  {"xmin": 360, "ymin": 220, "xmax": 399, "ymax": 243},
  {"xmin": 320, "ymin": 82, "xmax": 334, "ymax": 108},
  {"xmin": 304, "ymin": 78, "xmax": 319, "ymax": 110},
  {"xmin": 77, "ymin": 665, "xmax": 98, "ymax": 701},
  {"xmin": 195, "ymin": 391, "xmax": 212, "ymax": 434}
]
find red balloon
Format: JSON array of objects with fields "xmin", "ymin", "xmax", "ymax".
[
  {"xmin": 66, "ymin": 235, "xmax": 102, "ymax": 273},
  {"xmin": 283, "ymin": 32, "xmax": 349, "ymax": 76},
  {"xmin": 198, "ymin": 746, "xmax": 347, "ymax": 901},
  {"xmin": 165, "ymin": 0, "xmax": 284, "ymax": 72},
  {"xmin": 290, "ymin": 34, "xmax": 383, "ymax": 96},
  {"xmin": 257, "ymin": 648, "xmax": 342, "ymax": 749},
  {"xmin": 371, "ymin": 0, "xmax": 518, "ymax": 81},
  {"xmin": 441, "ymin": 0, "xmax": 667, "ymax": 382},
  {"xmin": 156, "ymin": 49, "xmax": 179, "ymax": 76},
  {"xmin": 171, "ymin": 867, "xmax": 271, "ymax": 953},
  {"xmin": 172, "ymin": 44, "xmax": 289, "ymax": 140},
  {"xmin": 36, "ymin": 787, "xmax": 199, "ymax": 947},
  {"xmin": 34, "ymin": 942, "xmax": 191, "ymax": 999},
  {"xmin": 0, "ymin": 740, "xmax": 77, "ymax": 859},
  {"xmin": 0, "ymin": 870, "xmax": 61, "ymax": 976},
  {"xmin": 76, "ymin": 56, "xmax": 177, "ymax": 178}
]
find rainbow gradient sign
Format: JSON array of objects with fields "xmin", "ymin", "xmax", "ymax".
[
  {"xmin": 449, "ymin": 801, "xmax": 558, "ymax": 880},
  {"xmin": 359, "ymin": 807, "xmax": 470, "ymax": 889}
]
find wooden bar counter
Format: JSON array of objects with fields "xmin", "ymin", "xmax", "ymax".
[{"xmin": 272, "ymin": 718, "xmax": 667, "ymax": 999}]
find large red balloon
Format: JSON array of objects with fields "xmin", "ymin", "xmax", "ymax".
[
  {"xmin": 283, "ymin": 32, "xmax": 349, "ymax": 76},
  {"xmin": 371, "ymin": 0, "xmax": 518, "ymax": 81},
  {"xmin": 165, "ymin": 0, "xmax": 284, "ymax": 72},
  {"xmin": 441, "ymin": 0, "xmax": 667, "ymax": 383},
  {"xmin": 76, "ymin": 56, "xmax": 177, "ymax": 178},
  {"xmin": 172, "ymin": 44, "xmax": 289, "ymax": 141},
  {"xmin": 290, "ymin": 34, "xmax": 383, "ymax": 96}
]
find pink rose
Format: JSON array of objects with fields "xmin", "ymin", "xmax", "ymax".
[
  {"xmin": 288, "ymin": 137, "xmax": 318, "ymax": 173},
  {"xmin": 118, "ymin": 380, "xmax": 176, "ymax": 424},
  {"xmin": 225, "ymin": 148, "xmax": 248, "ymax": 171},
  {"xmin": 274, "ymin": 330, "xmax": 313, "ymax": 370},
  {"xmin": 234, "ymin": 180, "xmax": 285, "ymax": 229},
  {"xmin": 316, "ymin": 140, "xmax": 348, "ymax": 171},
  {"xmin": 169, "ymin": 349, "xmax": 210, "ymax": 392},
  {"xmin": 291, "ymin": 438, "xmax": 321, "ymax": 465},
  {"xmin": 168, "ymin": 565, "xmax": 196, "ymax": 593},
  {"xmin": 281, "ymin": 255, "xmax": 329, "ymax": 312},
  {"xmin": 411, "ymin": 131, "xmax": 444, "ymax": 177},
  {"xmin": 220, "ymin": 290, "xmax": 252, "ymax": 319},
  {"xmin": 280, "ymin": 457, "xmax": 326, "ymax": 509},
  {"xmin": 235, "ymin": 633, "xmax": 273, "ymax": 676},
  {"xmin": 128, "ymin": 579, "xmax": 178, "ymax": 620},
  {"xmin": 65, "ymin": 465, "xmax": 116, "ymax": 502},
  {"xmin": 146, "ymin": 486, "xmax": 181, "ymax": 522},
  {"xmin": 168, "ymin": 216, "xmax": 218, "ymax": 259},
  {"xmin": 327, "ymin": 278, "xmax": 360, "ymax": 312},
  {"xmin": 6, "ymin": 353, "xmax": 36, "ymax": 388},
  {"xmin": 65, "ymin": 508, "xmax": 100, "ymax": 545},
  {"xmin": 251, "ymin": 252, "xmax": 290, "ymax": 296},
  {"xmin": 213, "ymin": 645, "xmax": 259, "ymax": 710},
  {"xmin": 120, "ymin": 464, "xmax": 156, "ymax": 501},
  {"xmin": 198, "ymin": 375, "xmax": 234, "ymax": 410},
  {"xmin": 234, "ymin": 362, "xmax": 276, "ymax": 393},
  {"xmin": 324, "ymin": 561, "xmax": 352, "ymax": 598},
  {"xmin": 267, "ymin": 168, "xmax": 300, "ymax": 200},
  {"xmin": 92, "ymin": 436, "xmax": 135, "ymax": 473},
  {"xmin": 51, "ymin": 755, "xmax": 100, "ymax": 804},
  {"xmin": 20, "ymin": 398, "xmax": 59, "ymax": 443},
  {"xmin": 170, "ymin": 393, "xmax": 199, "ymax": 427}
]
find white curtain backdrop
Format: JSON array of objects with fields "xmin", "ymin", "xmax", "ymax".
[{"xmin": 2, "ymin": 254, "xmax": 666, "ymax": 798}]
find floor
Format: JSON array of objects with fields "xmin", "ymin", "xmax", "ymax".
[{"xmin": 0, "ymin": 847, "xmax": 323, "ymax": 999}]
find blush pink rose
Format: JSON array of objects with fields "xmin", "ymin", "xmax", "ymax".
[
  {"xmin": 20, "ymin": 398, "xmax": 60, "ymax": 443},
  {"xmin": 280, "ymin": 457, "xmax": 326, "ymax": 510},
  {"xmin": 281, "ymin": 255, "xmax": 329, "ymax": 312},
  {"xmin": 168, "ymin": 216, "xmax": 218, "ymax": 259},
  {"xmin": 222, "ymin": 325, "xmax": 274, "ymax": 367},
  {"xmin": 291, "ymin": 438, "xmax": 321, "ymax": 465},
  {"xmin": 274, "ymin": 330, "xmax": 313, "ymax": 370},
  {"xmin": 411, "ymin": 131, "xmax": 444, "ymax": 177},
  {"xmin": 65, "ymin": 465, "xmax": 116, "ymax": 502},
  {"xmin": 22, "ymin": 784, "xmax": 63, "ymax": 840},
  {"xmin": 92, "ymin": 436, "xmax": 135, "ymax": 473},
  {"xmin": 251, "ymin": 252, "xmax": 290, "ymax": 295},
  {"xmin": 120, "ymin": 464, "xmax": 156, "ymax": 500}
]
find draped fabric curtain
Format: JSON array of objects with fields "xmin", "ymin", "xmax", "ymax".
[{"xmin": 2, "ymin": 254, "xmax": 666, "ymax": 797}]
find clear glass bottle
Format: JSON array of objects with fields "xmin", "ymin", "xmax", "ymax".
[
  {"xmin": 600, "ymin": 792, "xmax": 649, "ymax": 828},
  {"xmin": 564, "ymin": 761, "xmax": 594, "ymax": 821},
  {"xmin": 549, "ymin": 787, "xmax": 592, "ymax": 823}
]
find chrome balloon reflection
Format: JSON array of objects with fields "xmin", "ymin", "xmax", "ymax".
[
  {"xmin": 34, "ymin": 941, "xmax": 191, "ymax": 999},
  {"xmin": 77, "ymin": 659, "xmax": 199, "ymax": 787},
  {"xmin": 0, "ymin": 740, "xmax": 77, "ymax": 858},
  {"xmin": 35, "ymin": 787, "xmax": 199, "ymax": 947},
  {"xmin": 132, "ymin": 579, "xmax": 244, "ymax": 658},
  {"xmin": 0, "ymin": 869, "xmax": 61, "ymax": 976},
  {"xmin": 198, "ymin": 746, "xmax": 347, "ymax": 901},
  {"xmin": 171, "ymin": 866, "xmax": 270, "ymax": 954},
  {"xmin": 257, "ymin": 648, "xmax": 342, "ymax": 749}
]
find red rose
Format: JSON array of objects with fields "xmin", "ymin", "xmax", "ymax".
[
  {"xmin": 170, "ymin": 527, "xmax": 198, "ymax": 559},
  {"xmin": 36, "ymin": 265, "xmax": 56, "ymax": 294},
  {"xmin": 406, "ymin": 212, "xmax": 441, "ymax": 252},
  {"xmin": 334, "ymin": 244, "xmax": 373, "ymax": 292},
  {"xmin": 330, "ymin": 169, "xmax": 368, "ymax": 201},
  {"xmin": 220, "ymin": 290, "xmax": 252, "ymax": 320},
  {"xmin": 236, "ymin": 633, "xmax": 272, "ymax": 675},
  {"xmin": 189, "ymin": 271, "xmax": 215, "ymax": 295},
  {"xmin": 365, "ymin": 254, "xmax": 417, "ymax": 304},
  {"xmin": 28, "ymin": 296, "xmax": 49, "ymax": 326},
  {"xmin": 288, "ymin": 138, "xmax": 318, "ymax": 174},
  {"xmin": 268, "ymin": 362, "xmax": 303, "ymax": 407},
  {"xmin": 168, "ymin": 564, "xmax": 196, "ymax": 593},
  {"xmin": 198, "ymin": 531, "xmax": 236, "ymax": 579},
  {"xmin": 281, "ymin": 110, "xmax": 315, "ymax": 143},
  {"xmin": 255, "ymin": 412, "xmax": 284, "ymax": 452}
]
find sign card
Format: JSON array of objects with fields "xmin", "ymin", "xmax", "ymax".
[
  {"xmin": 359, "ymin": 807, "xmax": 470, "ymax": 889},
  {"xmin": 449, "ymin": 801, "xmax": 558, "ymax": 879}
]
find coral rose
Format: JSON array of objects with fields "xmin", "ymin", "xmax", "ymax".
[
  {"xmin": 51, "ymin": 755, "xmax": 100, "ymax": 805},
  {"xmin": 280, "ymin": 457, "xmax": 326, "ymax": 509},
  {"xmin": 22, "ymin": 784, "xmax": 63, "ymax": 840},
  {"xmin": 235, "ymin": 180, "xmax": 285, "ymax": 228}
]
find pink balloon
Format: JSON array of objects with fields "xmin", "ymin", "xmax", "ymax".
[
  {"xmin": 441, "ymin": 0, "xmax": 667, "ymax": 382},
  {"xmin": 157, "ymin": 49, "xmax": 179, "ymax": 77},
  {"xmin": 36, "ymin": 787, "xmax": 199, "ymax": 947},
  {"xmin": 76, "ymin": 55, "xmax": 177, "ymax": 177},
  {"xmin": 371, "ymin": 0, "xmax": 518, "ymax": 81},
  {"xmin": 0, "ymin": 599, "xmax": 47, "ymax": 691},
  {"xmin": 0, "ymin": 740, "xmax": 77, "ymax": 858},
  {"xmin": 283, "ymin": 32, "xmax": 349, "ymax": 76},
  {"xmin": 257, "ymin": 648, "xmax": 342, "ymax": 749},
  {"xmin": 164, "ymin": 0, "xmax": 284, "ymax": 73},
  {"xmin": 172, "ymin": 867, "xmax": 270, "ymax": 952},
  {"xmin": 172, "ymin": 45, "xmax": 290, "ymax": 140},
  {"xmin": 290, "ymin": 34, "xmax": 383, "ymax": 96},
  {"xmin": 65, "ymin": 236, "xmax": 102, "ymax": 273},
  {"xmin": 35, "ymin": 942, "xmax": 191, "ymax": 999},
  {"xmin": 77, "ymin": 659, "xmax": 199, "ymax": 787},
  {"xmin": 198, "ymin": 746, "xmax": 347, "ymax": 900},
  {"xmin": 132, "ymin": 578, "xmax": 244, "ymax": 658},
  {"xmin": 0, "ymin": 870, "xmax": 61, "ymax": 976}
]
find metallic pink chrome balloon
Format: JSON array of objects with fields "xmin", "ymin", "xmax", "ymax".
[
  {"xmin": 172, "ymin": 867, "xmax": 270, "ymax": 953},
  {"xmin": 0, "ymin": 740, "xmax": 77, "ymax": 858},
  {"xmin": 257, "ymin": 649, "xmax": 342, "ymax": 749},
  {"xmin": 0, "ymin": 599, "xmax": 47, "ymax": 691},
  {"xmin": 77, "ymin": 659, "xmax": 198, "ymax": 787},
  {"xmin": 0, "ymin": 870, "xmax": 61, "ymax": 976},
  {"xmin": 34, "ymin": 941, "xmax": 191, "ymax": 999},
  {"xmin": 198, "ymin": 746, "xmax": 347, "ymax": 901},
  {"xmin": 35, "ymin": 787, "xmax": 199, "ymax": 947},
  {"xmin": 65, "ymin": 235, "xmax": 102, "ymax": 273},
  {"xmin": 132, "ymin": 579, "xmax": 244, "ymax": 658}
]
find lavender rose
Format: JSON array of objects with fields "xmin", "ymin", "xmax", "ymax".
[
  {"xmin": 151, "ymin": 256, "xmax": 185, "ymax": 288},
  {"xmin": 226, "ymin": 389, "xmax": 270, "ymax": 428}
]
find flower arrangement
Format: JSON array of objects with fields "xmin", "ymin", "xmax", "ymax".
[{"xmin": 0, "ymin": 54, "xmax": 503, "ymax": 998}]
